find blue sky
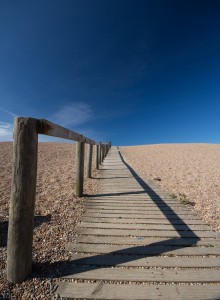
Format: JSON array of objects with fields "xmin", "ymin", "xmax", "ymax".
[{"xmin": 0, "ymin": 0, "xmax": 220, "ymax": 145}]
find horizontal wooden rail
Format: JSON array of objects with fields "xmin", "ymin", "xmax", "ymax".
[
  {"xmin": 37, "ymin": 119, "xmax": 95, "ymax": 144},
  {"xmin": 7, "ymin": 117, "xmax": 111, "ymax": 284}
]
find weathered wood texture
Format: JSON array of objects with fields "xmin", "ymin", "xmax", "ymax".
[
  {"xmin": 62, "ymin": 266, "xmax": 220, "ymax": 282},
  {"xmin": 7, "ymin": 116, "xmax": 111, "ymax": 284},
  {"xmin": 37, "ymin": 119, "xmax": 95, "ymax": 144},
  {"xmin": 84, "ymin": 212, "xmax": 201, "ymax": 219},
  {"xmin": 81, "ymin": 216, "xmax": 209, "ymax": 224},
  {"xmin": 75, "ymin": 235, "xmax": 220, "ymax": 246},
  {"xmin": 66, "ymin": 242, "xmax": 220, "ymax": 255},
  {"xmin": 96, "ymin": 144, "xmax": 99, "ymax": 169},
  {"xmin": 7, "ymin": 117, "xmax": 38, "ymax": 283},
  {"xmin": 84, "ymin": 206, "xmax": 194, "ymax": 212},
  {"xmin": 78, "ymin": 221, "xmax": 212, "ymax": 230},
  {"xmin": 86, "ymin": 144, "xmax": 93, "ymax": 178},
  {"xmin": 99, "ymin": 143, "xmax": 102, "ymax": 164},
  {"xmin": 101, "ymin": 144, "xmax": 104, "ymax": 162},
  {"xmin": 83, "ymin": 200, "xmax": 188, "ymax": 206},
  {"xmin": 75, "ymin": 141, "xmax": 85, "ymax": 197},
  {"xmin": 76, "ymin": 227, "xmax": 217, "ymax": 238},
  {"xmin": 57, "ymin": 281, "xmax": 220, "ymax": 300},
  {"xmin": 84, "ymin": 210, "xmax": 205, "ymax": 217},
  {"xmin": 56, "ymin": 146, "xmax": 220, "ymax": 299},
  {"xmin": 70, "ymin": 253, "xmax": 220, "ymax": 267}
]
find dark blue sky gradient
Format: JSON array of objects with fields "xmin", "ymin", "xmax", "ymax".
[{"xmin": 0, "ymin": 1, "xmax": 220, "ymax": 145}]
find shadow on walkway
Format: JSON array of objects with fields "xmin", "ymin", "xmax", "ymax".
[
  {"xmin": 50, "ymin": 147, "xmax": 200, "ymax": 278},
  {"xmin": 30, "ymin": 148, "xmax": 201, "ymax": 280}
]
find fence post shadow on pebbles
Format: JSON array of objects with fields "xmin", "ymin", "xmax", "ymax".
[{"xmin": 6, "ymin": 117, "xmax": 111, "ymax": 284}]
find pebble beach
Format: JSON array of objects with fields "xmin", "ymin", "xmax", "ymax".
[
  {"xmin": 120, "ymin": 144, "xmax": 220, "ymax": 233},
  {"xmin": 1, "ymin": 142, "xmax": 220, "ymax": 298}
]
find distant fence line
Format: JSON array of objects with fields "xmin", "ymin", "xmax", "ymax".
[{"xmin": 7, "ymin": 117, "xmax": 111, "ymax": 284}]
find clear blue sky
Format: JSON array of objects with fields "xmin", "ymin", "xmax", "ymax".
[{"xmin": 0, "ymin": 0, "xmax": 220, "ymax": 145}]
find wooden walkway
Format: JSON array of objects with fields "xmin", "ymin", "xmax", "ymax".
[{"xmin": 56, "ymin": 146, "xmax": 220, "ymax": 299}]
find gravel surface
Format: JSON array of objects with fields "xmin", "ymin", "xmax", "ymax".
[
  {"xmin": 120, "ymin": 144, "xmax": 220, "ymax": 233},
  {"xmin": 0, "ymin": 142, "xmax": 100, "ymax": 299},
  {"xmin": 1, "ymin": 142, "xmax": 220, "ymax": 298}
]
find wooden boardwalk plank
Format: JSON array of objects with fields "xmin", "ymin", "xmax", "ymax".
[
  {"xmin": 56, "ymin": 282, "xmax": 220, "ymax": 300},
  {"xmin": 70, "ymin": 253, "xmax": 220, "ymax": 267},
  {"xmin": 84, "ymin": 212, "xmax": 202, "ymax": 219},
  {"xmin": 66, "ymin": 242, "xmax": 220, "ymax": 255},
  {"xmin": 85, "ymin": 209, "xmax": 196, "ymax": 215},
  {"xmin": 57, "ymin": 146, "xmax": 220, "ymax": 299},
  {"xmin": 87, "ymin": 196, "xmax": 180, "ymax": 200},
  {"xmin": 62, "ymin": 266, "xmax": 220, "ymax": 282},
  {"xmin": 75, "ymin": 235, "xmax": 220, "ymax": 246},
  {"xmin": 84, "ymin": 205, "xmax": 194, "ymax": 212},
  {"xmin": 83, "ymin": 200, "xmax": 184, "ymax": 205},
  {"xmin": 76, "ymin": 227, "xmax": 218, "ymax": 238},
  {"xmin": 81, "ymin": 217, "xmax": 208, "ymax": 225},
  {"xmin": 83, "ymin": 202, "xmax": 190, "ymax": 208},
  {"xmin": 79, "ymin": 222, "xmax": 212, "ymax": 231}
]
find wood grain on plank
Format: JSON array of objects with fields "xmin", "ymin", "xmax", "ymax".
[
  {"xmin": 76, "ymin": 227, "xmax": 217, "ymax": 238},
  {"xmin": 83, "ymin": 199, "xmax": 182, "ymax": 204},
  {"xmin": 62, "ymin": 266, "xmax": 220, "ymax": 282},
  {"xmin": 83, "ymin": 202, "xmax": 188, "ymax": 208},
  {"xmin": 56, "ymin": 281, "xmax": 220, "ymax": 300},
  {"xmin": 84, "ymin": 212, "xmax": 201, "ymax": 219},
  {"xmin": 85, "ymin": 208, "xmax": 194, "ymax": 214},
  {"xmin": 81, "ymin": 217, "xmax": 207, "ymax": 225},
  {"xmin": 66, "ymin": 242, "xmax": 220, "ymax": 255},
  {"xmin": 70, "ymin": 253, "xmax": 220, "ymax": 267},
  {"xmin": 76, "ymin": 235, "xmax": 220, "ymax": 246},
  {"xmin": 38, "ymin": 119, "xmax": 95, "ymax": 144},
  {"xmin": 79, "ymin": 222, "xmax": 211, "ymax": 231},
  {"xmin": 84, "ymin": 205, "xmax": 193, "ymax": 212}
]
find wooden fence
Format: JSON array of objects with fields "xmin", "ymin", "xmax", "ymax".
[{"xmin": 7, "ymin": 117, "xmax": 111, "ymax": 283}]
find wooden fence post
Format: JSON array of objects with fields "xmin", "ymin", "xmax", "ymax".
[
  {"xmin": 99, "ymin": 143, "xmax": 102, "ymax": 164},
  {"xmin": 103, "ymin": 144, "xmax": 106, "ymax": 161},
  {"xmin": 96, "ymin": 144, "xmax": 99, "ymax": 169},
  {"xmin": 103, "ymin": 144, "xmax": 105, "ymax": 159},
  {"xmin": 104, "ymin": 144, "xmax": 107, "ymax": 159},
  {"xmin": 86, "ymin": 144, "xmax": 93, "ymax": 178},
  {"xmin": 75, "ymin": 141, "xmax": 85, "ymax": 197},
  {"xmin": 101, "ymin": 144, "xmax": 104, "ymax": 162},
  {"xmin": 7, "ymin": 117, "xmax": 38, "ymax": 283}
]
